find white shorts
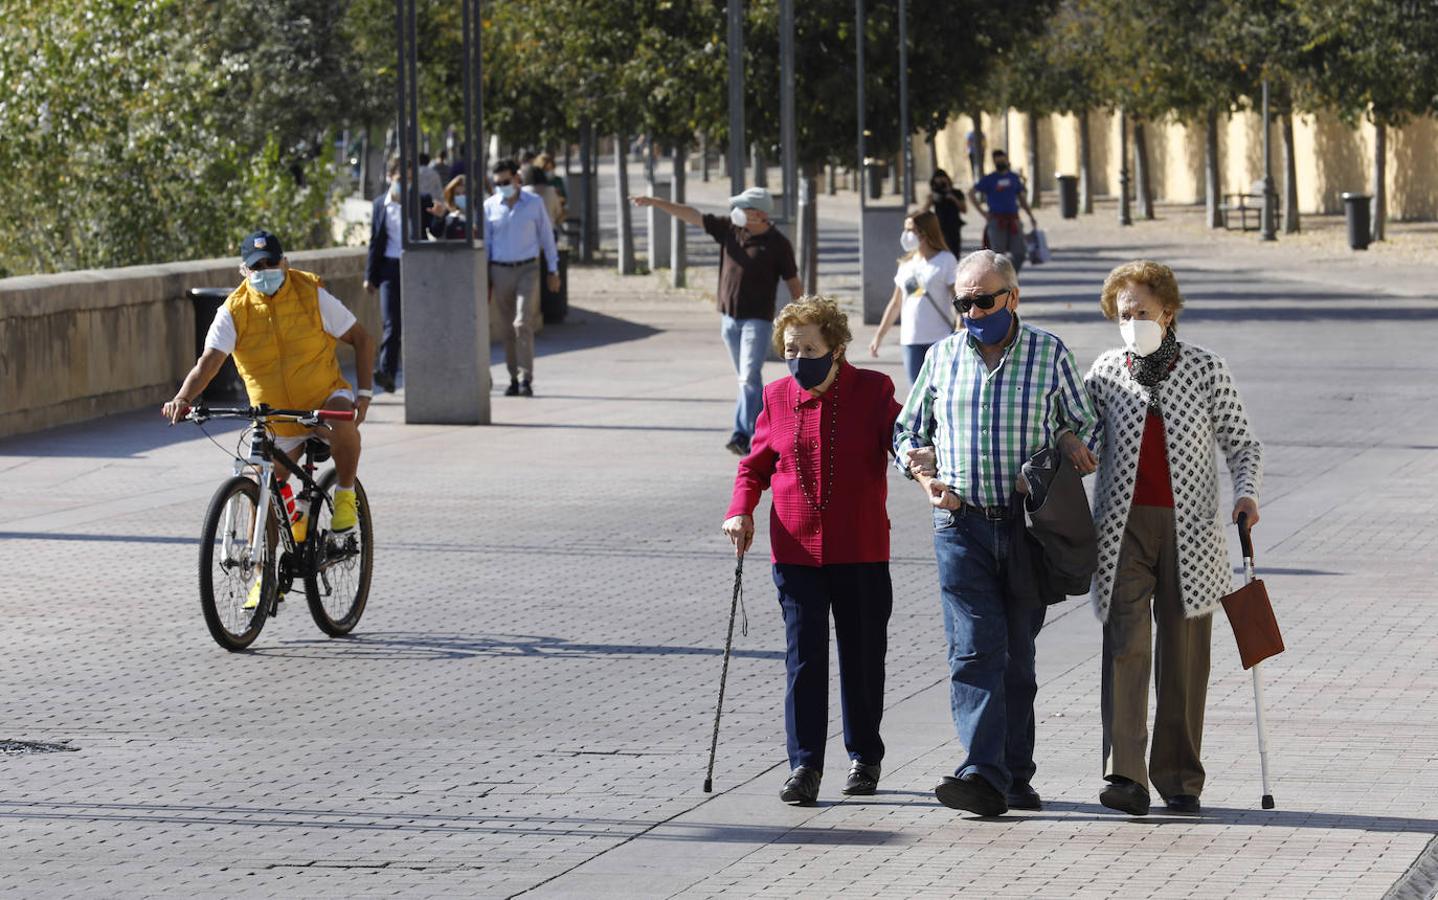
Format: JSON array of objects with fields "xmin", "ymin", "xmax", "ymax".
[{"xmin": 274, "ymin": 388, "xmax": 355, "ymax": 457}]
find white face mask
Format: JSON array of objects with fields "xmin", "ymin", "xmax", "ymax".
[
  {"xmin": 1120, "ymin": 318, "xmax": 1164, "ymax": 357},
  {"xmin": 730, "ymin": 207, "xmax": 749, "ymax": 228},
  {"xmin": 900, "ymin": 230, "xmax": 920, "ymax": 252}
]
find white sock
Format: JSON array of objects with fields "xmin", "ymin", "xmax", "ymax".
[{"xmin": 336, "ymin": 484, "xmax": 355, "ymax": 493}]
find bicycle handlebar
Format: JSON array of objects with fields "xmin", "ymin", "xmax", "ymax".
[{"xmin": 186, "ymin": 403, "xmax": 355, "ymax": 425}]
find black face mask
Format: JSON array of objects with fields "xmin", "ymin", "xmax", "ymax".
[
  {"xmin": 995, "ymin": 161, "xmax": 1010, "ymax": 172},
  {"xmin": 788, "ymin": 352, "xmax": 834, "ymax": 389}
]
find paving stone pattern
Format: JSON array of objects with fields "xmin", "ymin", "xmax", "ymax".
[{"xmin": 1, "ymin": 178, "xmax": 1435, "ymax": 898}]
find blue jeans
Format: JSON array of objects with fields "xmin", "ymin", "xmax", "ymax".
[
  {"xmin": 902, "ymin": 343, "xmax": 933, "ymax": 386},
  {"xmin": 933, "ymin": 507, "xmax": 1047, "ymax": 794},
  {"xmin": 720, "ymin": 315, "xmax": 773, "ymax": 440}
]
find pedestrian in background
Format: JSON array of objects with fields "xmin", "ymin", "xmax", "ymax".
[
  {"xmin": 969, "ymin": 150, "xmax": 1038, "ymax": 274},
  {"xmin": 364, "ymin": 159, "xmax": 443, "ymax": 394},
  {"xmin": 417, "ymin": 152, "xmax": 443, "ymax": 202},
  {"xmin": 1084, "ymin": 260, "xmax": 1263, "ymax": 818},
  {"xmin": 633, "ymin": 187, "xmax": 803, "ymax": 456},
  {"xmin": 431, "ymin": 149, "xmax": 452, "ymax": 186},
  {"xmin": 485, "ymin": 159, "xmax": 561, "ymax": 398},
  {"xmin": 868, "ymin": 210, "xmax": 957, "ymax": 385},
  {"xmin": 926, "ymin": 169, "xmax": 967, "ymax": 257},
  {"xmin": 536, "ymin": 152, "xmax": 567, "ymax": 201},
  {"xmin": 522, "ymin": 164, "xmax": 565, "ymax": 242},
  {"xmin": 723, "ymin": 296, "xmax": 901, "ymax": 807},
  {"xmin": 895, "ymin": 249, "xmax": 1098, "ymax": 818},
  {"xmin": 966, "ymin": 129, "xmax": 987, "ymax": 183}
]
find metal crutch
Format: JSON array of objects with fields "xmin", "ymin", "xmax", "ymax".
[
  {"xmin": 703, "ymin": 553, "xmax": 748, "ymax": 793},
  {"xmin": 1238, "ymin": 512, "xmax": 1276, "ymax": 810}
]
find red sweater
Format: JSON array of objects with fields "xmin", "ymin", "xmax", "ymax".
[{"xmin": 726, "ymin": 363, "xmax": 902, "ymax": 566}]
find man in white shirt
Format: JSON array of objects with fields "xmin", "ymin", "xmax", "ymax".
[{"xmin": 484, "ymin": 159, "xmax": 560, "ymax": 397}]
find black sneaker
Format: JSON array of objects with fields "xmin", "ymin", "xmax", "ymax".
[
  {"xmin": 780, "ymin": 766, "xmax": 821, "ymax": 806},
  {"xmin": 724, "ymin": 435, "xmax": 746, "ymax": 456},
  {"xmin": 518, "ymin": 380, "xmax": 534, "ymax": 397},
  {"xmin": 1100, "ymin": 777, "xmax": 1152, "ymax": 816},
  {"xmin": 504, "ymin": 380, "xmax": 521, "ymax": 396},
  {"xmin": 842, "ymin": 762, "xmax": 881, "ymax": 796},
  {"xmin": 935, "ymin": 773, "xmax": 1008, "ymax": 817},
  {"xmin": 373, "ymin": 371, "xmax": 396, "ymax": 394}
]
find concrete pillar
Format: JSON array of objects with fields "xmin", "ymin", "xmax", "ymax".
[
  {"xmin": 647, "ymin": 179, "xmax": 672, "ymax": 272},
  {"xmin": 400, "ymin": 243, "xmax": 490, "ymax": 424},
  {"xmin": 859, "ymin": 207, "xmax": 907, "ymax": 324}
]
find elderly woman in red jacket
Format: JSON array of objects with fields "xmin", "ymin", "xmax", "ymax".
[{"xmin": 722, "ymin": 295, "xmax": 902, "ymax": 807}]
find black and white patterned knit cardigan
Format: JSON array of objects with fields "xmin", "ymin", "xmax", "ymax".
[{"xmin": 1084, "ymin": 341, "xmax": 1263, "ymax": 622}]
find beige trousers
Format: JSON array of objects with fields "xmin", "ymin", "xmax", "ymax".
[
  {"xmin": 1101, "ymin": 504, "xmax": 1212, "ymax": 798},
  {"xmin": 490, "ymin": 260, "xmax": 541, "ymax": 381}
]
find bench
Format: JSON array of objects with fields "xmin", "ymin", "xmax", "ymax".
[{"xmin": 1221, "ymin": 180, "xmax": 1282, "ymax": 232}]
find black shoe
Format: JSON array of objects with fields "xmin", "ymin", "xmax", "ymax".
[
  {"xmin": 1006, "ymin": 782, "xmax": 1043, "ymax": 811},
  {"xmin": 373, "ymin": 371, "xmax": 396, "ymax": 394},
  {"xmin": 518, "ymin": 380, "xmax": 534, "ymax": 397},
  {"xmin": 1100, "ymin": 777, "xmax": 1151, "ymax": 816},
  {"xmin": 1165, "ymin": 794, "xmax": 1201, "ymax": 815},
  {"xmin": 842, "ymin": 762, "xmax": 881, "ymax": 796},
  {"xmin": 504, "ymin": 380, "xmax": 521, "ymax": 396},
  {"xmin": 780, "ymin": 766, "xmax": 821, "ymax": 806},
  {"xmin": 935, "ymin": 773, "xmax": 1008, "ymax": 817},
  {"xmin": 724, "ymin": 435, "xmax": 749, "ymax": 456}
]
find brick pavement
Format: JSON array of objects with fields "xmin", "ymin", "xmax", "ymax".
[{"xmin": 1, "ymin": 171, "xmax": 1437, "ymax": 898}]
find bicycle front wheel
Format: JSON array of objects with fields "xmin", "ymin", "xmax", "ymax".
[
  {"xmin": 304, "ymin": 471, "xmax": 372, "ymax": 636},
  {"xmin": 198, "ymin": 476, "xmax": 276, "ymax": 651}
]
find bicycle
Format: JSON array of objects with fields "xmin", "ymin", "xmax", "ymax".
[{"xmin": 185, "ymin": 403, "xmax": 373, "ymax": 651}]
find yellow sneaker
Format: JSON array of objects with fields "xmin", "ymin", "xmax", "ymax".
[
  {"xmin": 291, "ymin": 512, "xmax": 308, "ymax": 544},
  {"xmin": 243, "ymin": 578, "xmax": 263, "ymax": 611},
  {"xmin": 331, "ymin": 488, "xmax": 358, "ymax": 533}
]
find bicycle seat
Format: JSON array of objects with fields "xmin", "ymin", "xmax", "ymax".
[{"xmin": 305, "ymin": 438, "xmax": 332, "ymax": 464}]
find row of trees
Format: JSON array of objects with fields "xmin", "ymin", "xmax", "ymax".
[
  {"xmin": 3, "ymin": 0, "xmax": 1434, "ymax": 277},
  {"xmin": 1011, "ymin": 0, "xmax": 1438, "ymax": 237}
]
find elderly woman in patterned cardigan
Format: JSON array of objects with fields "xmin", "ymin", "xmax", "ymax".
[{"xmin": 1083, "ymin": 260, "xmax": 1263, "ymax": 819}]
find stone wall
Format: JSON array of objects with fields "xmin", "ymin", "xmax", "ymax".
[{"xmin": 0, "ymin": 248, "xmax": 372, "ymax": 440}]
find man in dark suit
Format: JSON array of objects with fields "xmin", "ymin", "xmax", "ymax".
[{"xmin": 364, "ymin": 159, "xmax": 443, "ymax": 393}]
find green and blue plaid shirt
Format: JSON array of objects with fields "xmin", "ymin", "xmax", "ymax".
[{"xmin": 894, "ymin": 318, "xmax": 1100, "ymax": 508}]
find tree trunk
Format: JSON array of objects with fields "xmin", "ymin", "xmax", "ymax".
[
  {"xmin": 671, "ymin": 141, "xmax": 687, "ymax": 288},
  {"xmin": 614, "ymin": 130, "xmax": 636, "ymax": 274},
  {"xmin": 927, "ymin": 133, "xmax": 939, "ymax": 173},
  {"xmin": 752, "ymin": 143, "xmax": 768, "ymax": 189},
  {"xmin": 1282, "ymin": 112, "xmax": 1300, "ymax": 234},
  {"xmin": 970, "ymin": 107, "xmax": 985, "ymax": 181},
  {"xmin": 700, "ymin": 131, "xmax": 710, "ymax": 182},
  {"xmin": 1371, "ymin": 122, "xmax": 1386, "ymax": 242},
  {"xmin": 579, "ymin": 119, "xmax": 595, "ymax": 263},
  {"xmin": 1078, "ymin": 110, "xmax": 1093, "ymax": 214},
  {"xmin": 1134, "ymin": 115, "xmax": 1154, "ymax": 219},
  {"xmin": 827, "ymin": 162, "xmax": 837, "ymax": 195},
  {"xmin": 1118, "ymin": 108, "xmax": 1132, "ymax": 226},
  {"xmin": 1205, "ymin": 108, "xmax": 1222, "ymax": 228},
  {"xmin": 797, "ymin": 162, "xmax": 820, "ymax": 293},
  {"xmin": 1025, "ymin": 112, "xmax": 1041, "ymax": 208}
]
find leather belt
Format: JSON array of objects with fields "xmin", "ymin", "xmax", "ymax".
[
  {"xmin": 957, "ymin": 499, "xmax": 1011, "ymax": 520},
  {"xmin": 490, "ymin": 256, "xmax": 537, "ymax": 267}
]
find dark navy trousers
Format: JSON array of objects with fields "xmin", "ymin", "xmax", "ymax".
[
  {"xmin": 772, "ymin": 561, "xmax": 893, "ymax": 773},
  {"xmin": 376, "ymin": 256, "xmax": 403, "ymax": 379}
]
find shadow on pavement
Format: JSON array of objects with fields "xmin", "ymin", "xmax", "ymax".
[
  {"xmin": 1032, "ymin": 800, "xmax": 1438, "ymax": 833},
  {"xmin": 491, "ymin": 305, "xmax": 662, "ymax": 366},
  {"xmin": 256, "ymin": 632, "xmax": 785, "ymax": 662},
  {"xmin": 0, "ymin": 409, "xmax": 249, "ymax": 459}
]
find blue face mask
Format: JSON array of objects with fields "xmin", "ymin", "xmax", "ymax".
[
  {"xmin": 455, "ymin": 195, "xmax": 467, "ymax": 211},
  {"xmin": 497, "ymin": 183, "xmax": 517, "ymax": 200},
  {"xmin": 787, "ymin": 352, "xmax": 834, "ymax": 390},
  {"xmin": 964, "ymin": 304, "xmax": 1013, "ymax": 345},
  {"xmin": 249, "ymin": 268, "xmax": 286, "ymax": 296}
]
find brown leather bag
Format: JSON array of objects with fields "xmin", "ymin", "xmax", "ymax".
[{"xmin": 1221, "ymin": 514, "xmax": 1285, "ymax": 670}]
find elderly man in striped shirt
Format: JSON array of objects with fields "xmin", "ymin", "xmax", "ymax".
[{"xmin": 895, "ymin": 249, "xmax": 1100, "ymax": 817}]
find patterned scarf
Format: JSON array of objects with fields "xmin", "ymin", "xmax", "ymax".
[{"xmin": 1127, "ymin": 328, "xmax": 1179, "ymax": 410}]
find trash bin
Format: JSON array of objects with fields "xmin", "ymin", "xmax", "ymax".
[
  {"xmin": 863, "ymin": 158, "xmax": 888, "ymax": 201},
  {"xmin": 1342, "ymin": 192, "xmax": 1371, "ymax": 250},
  {"xmin": 541, "ymin": 249, "xmax": 569, "ymax": 324},
  {"xmin": 188, "ymin": 288, "xmax": 248, "ymax": 402},
  {"xmin": 1056, "ymin": 174, "xmax": 1079, "ymax": 219}
]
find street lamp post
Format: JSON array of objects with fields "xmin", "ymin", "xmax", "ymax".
[
  {"xmin": 1260, "ymin": 79, "xmax": 1277, "ymax": 241},
  {"xmin": 1118, "ymin": 108, "xmax": 1132, "ymax": 226},
  {"xmin": 898, "ymin": 0, "xmax": 912, "ymax": 206},
  {"xmin": 856, "ymin": 0, "xmax": 866, "ymax": 213},
  {"xmin": 780, "ymin": 0, "xmax": 796, "ymax": 223},
  {"xmin": 727, "ymin": 0, "xmax": 745, "ymax": 197}
]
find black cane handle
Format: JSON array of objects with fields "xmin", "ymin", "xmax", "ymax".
[{"xmin": 1237, "ymin": 511, "xmax": 1254, "ymax": 561}]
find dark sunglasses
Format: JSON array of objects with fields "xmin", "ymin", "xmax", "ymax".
[{"xmin": 953, "ymin": 287, "xmax": 1011, "ymax": 314}]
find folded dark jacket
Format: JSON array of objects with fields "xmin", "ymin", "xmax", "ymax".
[{"xmin": 1007, "ymin": 447, "xmax": 1098, "ymax": 609}]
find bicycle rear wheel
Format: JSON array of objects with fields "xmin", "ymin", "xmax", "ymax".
[
  {"xmin": 304, "ymin": 471, "xmax": 372, "ymax": 636},
  {"xmin": 198, "ymin": 476, "xmax": 276, "ymax": 651}
]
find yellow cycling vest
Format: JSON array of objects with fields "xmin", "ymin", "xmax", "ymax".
[{"xmin": 223, "ymin": 269, "xmax": 351, "ymax": 436}]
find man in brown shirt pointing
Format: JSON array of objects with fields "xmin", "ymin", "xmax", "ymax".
[{"xmin": 635, "ymin": 187, "xmax": 803, "ymax": 455}]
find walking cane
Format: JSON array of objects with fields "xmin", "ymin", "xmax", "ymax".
[
  {"xmin": 703, "ymin": 552, "xmax": 747, "ymax": 793},
  {"xmin": 1237, "ymin": 513, "xmax": 1276, "ymax": 810}
]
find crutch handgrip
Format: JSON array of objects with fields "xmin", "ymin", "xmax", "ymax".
[{"xmin": 1236, "ymin": 511, "xmax": 1254, "ymax": 561}]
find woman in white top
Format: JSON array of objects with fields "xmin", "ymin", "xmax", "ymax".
[{"xmin": 867, "ymin": 210, "xmax": 958, "ymax": 384}]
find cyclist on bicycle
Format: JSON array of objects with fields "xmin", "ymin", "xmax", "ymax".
[{"xmin": 163, "ymin": 229, "xmax": 375, "ymax": 547}]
